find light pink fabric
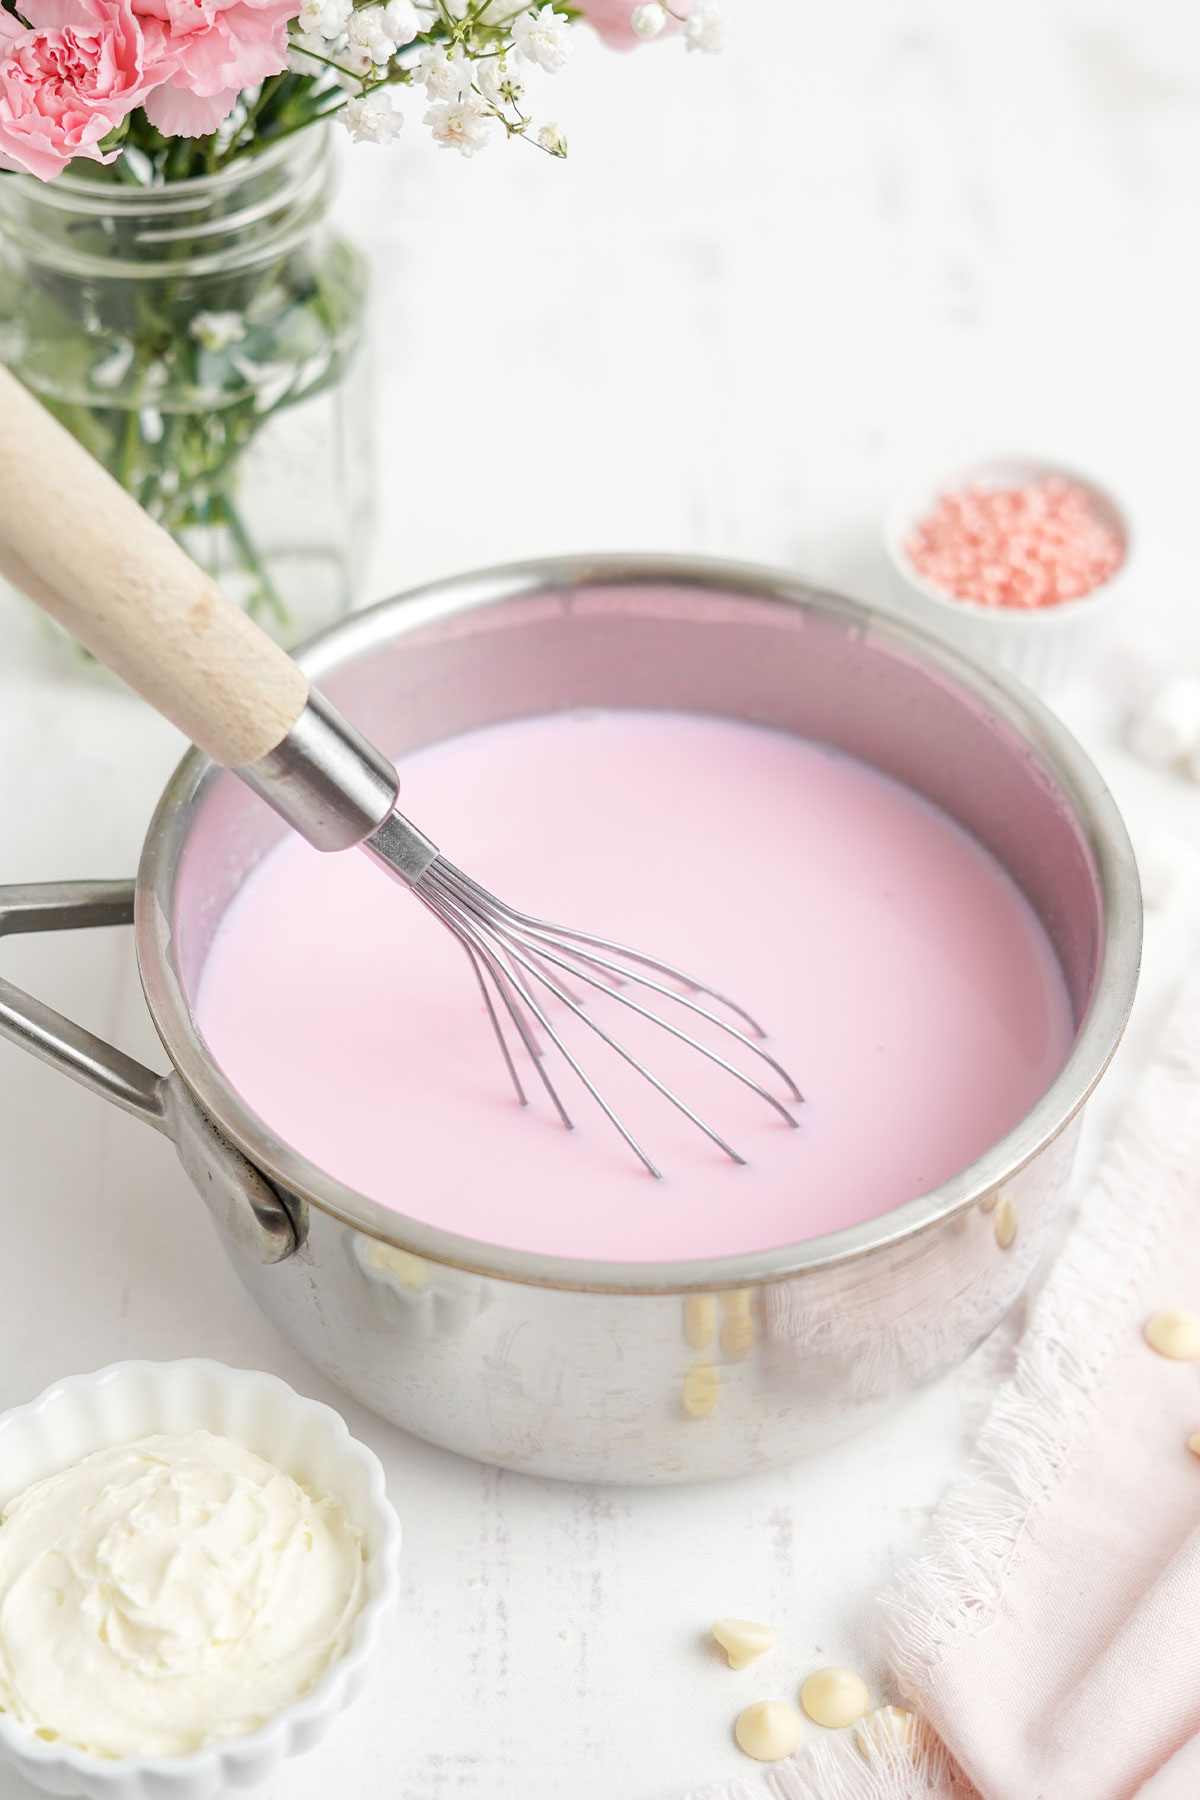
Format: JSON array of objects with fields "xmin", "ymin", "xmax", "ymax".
[
  {"xmin": 910, "ymin": 1340, "xmax": 1200, "ymax": 1797},
  {"xmin": 689, "ymin": 963, "xmax": 1200, "ymax": 1800},
  {"xmin": 879, "ymin": 961, "xmax": 1200, "ymax": 1800}
]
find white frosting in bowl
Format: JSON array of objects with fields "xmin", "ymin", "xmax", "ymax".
[{"xmin": 0, "ymin": 1429, "xmax": 366, "ymax": 1759}]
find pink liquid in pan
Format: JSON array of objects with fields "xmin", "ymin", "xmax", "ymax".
[{"xmin": 196, "ymin": 710, "xmax": 1075, "ymax": 1262}]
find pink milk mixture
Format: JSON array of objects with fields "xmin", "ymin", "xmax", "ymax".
[{"xmin": 196, "ymin": 709, "xmax": 1074, "ymax": 1262}]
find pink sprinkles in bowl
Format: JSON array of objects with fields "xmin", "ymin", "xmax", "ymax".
[{"xmin": 905, "ymin": 476, "xmax": 1124, "ymax": 610}]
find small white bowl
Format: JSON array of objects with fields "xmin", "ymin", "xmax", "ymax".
[
  {"xmin": 884, "ymin": 456, "xmax": 1131, "ymax": 694},
  {"xmin": 0, "ymin": 1360, "xmax": 401, "ymax": 1800}
]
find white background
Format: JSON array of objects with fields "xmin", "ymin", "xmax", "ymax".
[{"xmin": 2, "ymin": 3, "xmax": 1200, "ymax": 1796}]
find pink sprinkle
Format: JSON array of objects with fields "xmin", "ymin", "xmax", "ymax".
[{"xmin": 905, "ymin": 477, "xmax": 1123, "ymax": 609}]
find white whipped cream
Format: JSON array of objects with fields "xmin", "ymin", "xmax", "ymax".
[{"xmin": 0, "ymin": 1429, "xmax": 365, "ymax": 1758}]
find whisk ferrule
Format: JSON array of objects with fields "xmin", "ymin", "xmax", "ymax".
[
  {"xmin": 237, "ymin": 691, "xmax": 399, "ymax": 852},
  {"xmin": 367, "ymin": 811, "xmax": 440, "ymax": 887}
]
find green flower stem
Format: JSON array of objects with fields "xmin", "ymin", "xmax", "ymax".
[
  {"xmin": 239, "ymin": 100, "xmax": 351, "ymax": 159},
  {"xmin": 212, "ymin": 487, "xmax": 291, "ymax": 627}
]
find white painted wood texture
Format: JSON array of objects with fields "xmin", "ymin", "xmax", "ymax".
[{"xmin": 1, "ymin": 4, "xmax": 1199, "ymax": 1795}]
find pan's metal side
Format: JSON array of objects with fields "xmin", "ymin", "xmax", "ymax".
[{"xmin": 230, "ymin": 1115, "xmax": 1080, "ymax": 1483}]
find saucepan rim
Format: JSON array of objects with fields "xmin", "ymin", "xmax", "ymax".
[{"xmin": 135, "ymin": 554, "xmax": 1142, "ymax": 1295}]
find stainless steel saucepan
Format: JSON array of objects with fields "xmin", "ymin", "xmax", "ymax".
[{"xmin": 0, "ymin": 557, "xmax": 1141, "ymax": 1483}]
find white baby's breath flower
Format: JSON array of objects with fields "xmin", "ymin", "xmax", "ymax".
[
  {"xmin": 336, "ymin": 46, "xmax": 374, "ymax": 80},
  {"xmin": 475, "ymin": 55, "xmax": 524, "ymax": 109},
  {"xmin": 230, "ymin": 355, "xmax": 298, "ymax": 413},
  {"xmin": 630, "ymin": 2, "xmax": 665, "ymax": 37},
  {"xmin": 417, "ymin": 41, "xmax": 473, "ymax": 99},
  {"xmin": 535, "ymin": 119, "xmax": 567, "ymax": 155},
  {"xmin": 380, "ymin": 0, "xmax": 421, "ymax": 43},
  {"xmin": 347, "ymin": 8, "xmax": 396, "ymax": 66},
  {"xmin": 244, "ymin": 283, "xmax": 287, "ymax": 326},
  {"xmin": 297, "ymin": 0, "xmax": 350, "ymax": 38},
  {"xmin": 511, "ymin": 4, "xmax": 572, "ymax": 73},
  {"xmin": 189, "ymin": 311, "xmax": 246, "ymax": 353},
  {"xmin": 289, "ymin": 31, "xmax": 329, "ymax": 71},
  {"xmin": 424, "ymin": 94, "xmax": 493, "ymax": 156},
  {"xmin": 682, "ymin": 0, "xmax": 725, "ymax": 52},
  {"xmin": 89, "ymin": 341, "xmax": 134, "ymax": 389},
  {"xmin": 342, "ymin": 88, "xmax": 404, "ymax": 141}
]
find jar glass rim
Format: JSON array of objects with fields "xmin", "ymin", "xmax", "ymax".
[
  {"xmin": 8, "ymin": 123, "xmax": 328, "ymax": 214},
  {"xmin": 0, "ymin": 124, "xmax": 334, "ymax": 279}
]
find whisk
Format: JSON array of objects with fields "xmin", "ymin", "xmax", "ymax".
[{"xmin": 0, "ymin": 370, "xmax": 800, "ymax": 1175}]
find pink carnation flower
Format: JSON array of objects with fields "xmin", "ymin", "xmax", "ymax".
[
  {"xmin": 575, "ymin": 0, "xmax": 690, "ymax": 51},
  {"xmin": 133, "ymin": 0, "xmax": 299, "ymax": 137},
  {"xmin": 0, "ymin": 0, "xmax": 168, "ymax": 179}
]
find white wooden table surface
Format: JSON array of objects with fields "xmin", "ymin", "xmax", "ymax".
[{"xmin": 2, "ymin": 4, "xmax": 1200, "ymax": 1796}]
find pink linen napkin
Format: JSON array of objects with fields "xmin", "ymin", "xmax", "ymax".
[{"xmin": 687, "ymin": 959, "xmax": 1200, "ymax": 1800}]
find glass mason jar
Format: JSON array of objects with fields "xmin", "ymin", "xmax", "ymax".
[{"xmin": 0, "ymin": 127, "xmax": 371, "ymax": 648}]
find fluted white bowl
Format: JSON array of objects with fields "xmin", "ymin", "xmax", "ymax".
[
  {"xmin": 883, "ymin": 455, "xmax": 1131, "ymax": 693},
  {"xmin": 0, "ymin": 1360, "xmax": 401, "ymax": 1800}
]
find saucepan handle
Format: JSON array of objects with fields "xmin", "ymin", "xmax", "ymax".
[
  {"xmin": 0, "ymin": 880, "xmax": 166, "ymax": 1128},
  {"xmin": 0, "ymin": 880, "xmax": 298, "ymax": 1262}
]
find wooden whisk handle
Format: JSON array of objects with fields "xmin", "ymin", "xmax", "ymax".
[{"xmin": 0, "ymin": 365, "xmax": 309, "ymax": 767}]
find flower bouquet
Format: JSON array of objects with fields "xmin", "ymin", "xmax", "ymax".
[{"xmin": 0, "ymin": 0, "xmax": 723, "ymax": 641}]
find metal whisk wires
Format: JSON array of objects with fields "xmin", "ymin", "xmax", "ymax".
[{"xmin": 366, "ymin": 808, "xmax": 802, "ymax": 1178}]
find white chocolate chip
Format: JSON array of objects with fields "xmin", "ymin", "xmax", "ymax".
[
  {"xmin": 684, "ymin": 1294, "xmax": 717, "ymax": 1349},
  {"xmin": 993, "ymin": 1194, "xmax": 1018, "ymax": 1249},
  {"xmin": 712, "ymin": 1618, "xmax": 777, "ymax": 1670},
  {"xmin": 734, "ymin": 1700, "xmax": 803, "ymax": 1762},
  {"xmin": 1145, "ymin": 1308, "xmax": 1200, "ymax": 1360},
  {"xmin": 1127, "ymin": 675, "xmax": 1200, "ymax": 766},
  {"xmin": 683, "ymin": 1362, "xmax": 720, "ymax": 1418},
  {"xmin": 856, "ymin": 1706, "xmax": 920, "ymax": 1761},
  {"xmin": 800, "ymin": 1666, "xmax": 871, "ymax": 1729},
  {"xmin": 979, "ymin": 1191, "xmax": 998, "ymax": 1214},
  {"xmin": 720, "ymin": 1289, "xmax": 754, "ymax": 1359},
  {"xmin": 1187, "ymin": 1430, "xmax": 1200, "ymax": 1459}
]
